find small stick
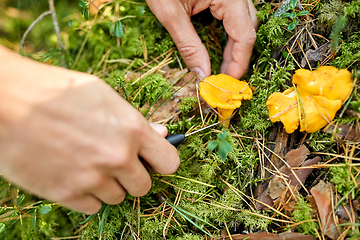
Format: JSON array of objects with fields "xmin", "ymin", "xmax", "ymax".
[
  {"xmin": 20, "ymin": 11, "xmax": 52, "ymax": 51},
  {"xmin": 296, "ymin": 39, "xmax": 312, "ymax": 70},
  {"xmin": 305, "ymin": 26, "xmax": 318, "ymax": 49},
  {"xmin": 48, "ymin": 0, "xmax": 64, "ymax": 50},
  {"xmin": 286, "ymin": 46, "xmax": 302, "ymax": 69}
]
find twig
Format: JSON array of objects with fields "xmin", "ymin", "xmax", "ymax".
[
  {"xmin": 20, "ymin": 10, "xmax": 52, "ymax": 51},
  {"xmin": 48, "ymin": 0, "xmax": 64, "ymax": 50},
  {"xmin": 20, "ymin": 0, "xmax": 66, "ymax": 67}
]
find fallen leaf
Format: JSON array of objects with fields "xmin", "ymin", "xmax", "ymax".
[
  {"xmin": 310, "ymin": 180, "xmax": 339, "ymax": 239},
  {"xmin": 256, "ymin": 145, "xmax": 320, "ymax": 211}
]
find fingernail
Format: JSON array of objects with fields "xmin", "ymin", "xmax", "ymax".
[
  {"xmin": 149, "ymin": 123, "xmax": 167, "ymax": 135},
  {"xmin": 190, "ymin": 67, "xmax": 205, "ymax": 80},
  {"xmin": 220, "ymin": 62, "xmax": 227, "ymax": 74}
]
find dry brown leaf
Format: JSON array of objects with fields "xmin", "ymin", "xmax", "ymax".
[
  {"xmin": 256, "ymin": 145, "xmax": 320, "ymax": 211},
  {"xmin": 310, "ymin": 180, "xmax": 339, "ymax": 239}
]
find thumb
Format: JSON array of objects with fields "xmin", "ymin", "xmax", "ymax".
[
  {"xmin": 146, "ymin": 0, "xmax": 211, "ymax": 79},
  {"xmin": 149, "ymin": 123, "xmax": 168, "ymax": 137}
]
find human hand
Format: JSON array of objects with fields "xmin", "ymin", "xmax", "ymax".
[
  {"xmin": 146, "ymin": 0, "xmax": 259, "ymax": 79},
  {"xmin": 0, "ymin": 46, "xmax": 180, "ymax": 214}
]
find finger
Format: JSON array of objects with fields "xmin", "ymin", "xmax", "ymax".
[
  {"xmin": 149, "ymin": 123, "xmax": 168, "ymax": 137},
  {"xmin": 138, "ymin": 124, "xmax": 180, "ymax": 175},
  {"xmin": 60, "ymin": 194, "xmax": 102, "ymax": 215},
  {"xmin": 115, "ymin": 155, "xmax": 152, "ymax": 197},
  {"xmin": 248, "ymin": 0, "xmax": 259, "ymax": 30},
  {"xmin": 146, "ymin": 0, "xmax": 211, "ymax": 79},
  {"xmin": 91, "ymin": 178, "xmax": 127, "ymax": 205},
  {"xmin": 211, "ymin": 0, "xmax": 257, "ymax": 79}
]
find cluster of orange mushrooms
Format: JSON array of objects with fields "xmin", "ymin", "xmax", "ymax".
[{"xmin": 199, "ymin": 66, "xmax": 354, "ymax": 133}]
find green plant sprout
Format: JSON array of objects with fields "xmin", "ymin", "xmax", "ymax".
[
  {"xmin": 207, "ymin": 130, "xmax": 232, "ymax": 161},
  {"xmin": 330, "ymin": 16, "xmax": 348, "ymax": 52},
  {"xmin": 78, "ymin": 0, "xmax": 91, "ymax": 20},
  {"xmin": 110, "ymin": 21, "xmax": 124, "ymax": 38},
  {"xmin": 280, "ymin": 0, "xmax": 309, "ymax": 31},
  {"xmin": 110, "ymin": 6, "xmax": 145, "ymax": 38},
  {"xmin": 350, "ymin": 100, "xmax": 360, "ymax": 113}
]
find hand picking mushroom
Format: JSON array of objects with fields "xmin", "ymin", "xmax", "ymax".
[{"xmin": 199, "ymin": 74, "xmax": 253, "ymax": 127}]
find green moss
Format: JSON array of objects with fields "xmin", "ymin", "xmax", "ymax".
[
  {"xmin": 179, "ymin": 96, "xmax": 198, "ymax": 115},
  {"xmin": 317, "ymin": 0, "xmax": 345, "ymax": 33},
  {"xmin": 292, "ymin": 197, "xmax": 319, "ymax": 236},
  {"xmin": 332, "ymin": 32, "xmax": 360, "ymax": 70},
  {"xmin": 329, "ymin": 165, "xmax": 356, "ymax": 196},
  {"xmin": 235, "ymin": 211, "xmax": 271, "ymax": 232},
  {"xmin": 307, "ymin": 131, "xmax": 333, "ymax": 152},
  {"xmin": 256, "ymin": 17, "xmax": 291, "ymax": 50},
  {"xmin": 2, "ymin": 206, "xmax": 82, "ymax": 240},
  {"xmin": 170, "ymin": 233, "xmax": 204, "ymax": 240}
]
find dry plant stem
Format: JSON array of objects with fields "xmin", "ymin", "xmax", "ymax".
[
  {"xmin": 202, "ymin": 200, "xmax": 294, "ymax": 224},
  {"xmin": 296, "ymin": 39, "xmax": 312, "ymax": 70},
  {"xmin": 221, "ymin": 179, "xmax": 255, "ymax": 212},
  {"xmin": 131, "ymin": 49, "xmax": 175, "ymax": 85},
  {"xmin": 163, "ymin": 189, "xmax": 182, "ymax": 238},
  {"xmin": 48, "ymin": 0, "xmax": 64, "ymax": 50},
  {"xmin": 196, "ymin": 84, "xmax": 204, "ymax": 124},
  {"xmin": 93, "ymin": 48, "xmax": 111, "ymax": 74},
  {"xmin": 221, "ymin": 179, "xmax": 293, "ymax": 221},
  {"xmin": 72, "ymin": 13, "xmax": 99, "ymax": 69},
  {"xmin": 305, "ymin": 26, "xmax": 318, "ymax": 49},
  {"xmin": 50, "ymin": 235, "xmax": 82, "ymax": 239},
  {"xmin": 20, "ymin": 10, "xmax": 52, "ymax": 51}
]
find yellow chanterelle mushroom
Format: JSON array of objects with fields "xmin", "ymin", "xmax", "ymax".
[
  {"xmin": 266, "ymin": 87, "xmax": 299, "ymax": 134},
  {"xmin": 267, "ymin": 66, "xmax": 353, "ymax": 134},
  {"xmin": 293, "ymin": 66, "xmax": 353, "ymax": 103},
  {"xmin": 199, "ymin": 74, "xmax": 253, "ymax": 127}
]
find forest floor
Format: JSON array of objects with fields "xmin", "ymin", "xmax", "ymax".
[{"xmin": 0, "ymin": 0, "xmax": 359, "ymax": 239}]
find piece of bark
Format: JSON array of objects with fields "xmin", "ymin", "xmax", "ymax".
[
  {"xmin": 271, "ymin": 127, "xmax": 290, "ymax": 170},
  {"xmin": 217, "ymin": 232, "xmax": 316, "ymax": 240},
  {"xmin": 310, "ymin": 180, "xmax": 339, "ymax": 239},
  {"xmin": 324, "ymin": 123, "xmax": 360, "ymax": 142},
  {"xmin": 301, "ymin": 42, "xmax": 331, "ymax": 68}
]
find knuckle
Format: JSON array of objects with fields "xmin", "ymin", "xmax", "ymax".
[
  {"xmin": 177, "ymin": 43, "xmax": 201, "ymax": 61},
  {"xmin": 111, "ymin": 155, "xmax": 131, "ymax": 168},
  {"xmin": 125, "ymin": 116, "xmax": 147, "ymax": 136},
  {"xmin": 131, "ymin": 177, "xmax": 152, "ymax": 197},
  {"xmin": 210, "ymin": 2, "xmax": 226, "ymax": 19},
  {"xmin": 105, "ymin": 191, "xmax": 126, "ymax": 205},
  {"xmin": 85, "ymin": 204, "xmax": 102, "ymax": 215},
  {"xmin": 245, "ymin": 28, "xmax": 257, "ymax": 46},
  {"xmin": 56, "ymin": 189, "xmax": 77, "ymax": 203},
  {"xmin": 81, "ymin": 173, "xmax": 106, "ymax": 190}
]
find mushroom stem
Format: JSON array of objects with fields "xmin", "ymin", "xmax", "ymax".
[{"xmin": 217, "ymin": 108, "xmax": 234, "ymax": 127}]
